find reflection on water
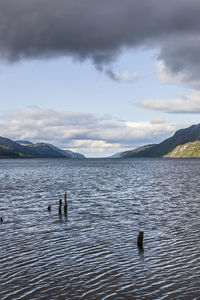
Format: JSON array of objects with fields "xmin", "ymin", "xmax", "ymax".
[{"xmin": 1, "ymin": 158, "xmax": 200, "ymax": 299}]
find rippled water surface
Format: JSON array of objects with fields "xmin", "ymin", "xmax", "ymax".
[{"xmin": 1, "ymin": 158, "xmax": 200, "ymax": 299}]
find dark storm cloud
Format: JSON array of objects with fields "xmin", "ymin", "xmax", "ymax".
[{"xmin": 0, "ymin": 0, "xmax": 200, "ymax": 83}]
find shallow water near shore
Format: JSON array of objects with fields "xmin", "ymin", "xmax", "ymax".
[{"xmin": 1, "ymin": 158, "xmax": 200, "ymax": 299}]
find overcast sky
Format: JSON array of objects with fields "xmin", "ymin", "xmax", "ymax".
[{"xmin": 0, "ymin": 0, "xmax": 200, "ymax": 157}]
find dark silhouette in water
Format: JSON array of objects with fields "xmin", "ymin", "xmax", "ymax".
[
  {"xmin": 64, "ymin": 203, "xmax": 67, "ymax": 215},
  {"xmin": 47, "ymin": 205, "xmax": 51, "ymax": 211},
  {"xmin": 59, "ymin": 199, "xmax": 62, "ymax": 215},
  {"xmin": 137, "ymin": 231, "xmax": 144, "ymax": 250},
  {"xmin": 0, "ymin": 217, "xmax": 3, "ymax": 223},
  {"xmin": 64, "ymin": 192, "xmax": 67, "ymax": 215},
  {"xmin": 64, "ymin": 192, "xmax": 67, "ymax": 203}
]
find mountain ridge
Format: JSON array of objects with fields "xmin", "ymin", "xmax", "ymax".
[
  {"xmin": 116, "ymin": 124, "xmax": 200, "ymax": 158},
  {"xmin": 0, "ymin": 137, "xmax": 85, "ymax": 158}
]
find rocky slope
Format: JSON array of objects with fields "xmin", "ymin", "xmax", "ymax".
[{"xmin": 165, "ymin": 141, "xmax": 200, "ymax": 157}]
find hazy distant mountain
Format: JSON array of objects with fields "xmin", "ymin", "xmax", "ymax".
[
  {"xmin": 15, "ymin": 140, "xmax": 33, "ymax": 146},
  {"xmin": 64, "ymin": 150, "xmax": 85, "ymax": 158},
  {"xmin": 116, "ymin": 124, "xmax": 200, "ymax": 158},
  {"xmin": 0, "ymin": 137, "xmax": 85, "ymax": 158},
  {"xmin": 25, "ymin": 143, "xmax": 68, "ymax": 158},
  {"xmin": 118, "ymin": 144, "xmax": 156, "ymax": 158},
  {"xmin": 105, "ymin": 152, "xmax": 123, "ymax": 158},
  {"xmin": 25, "ymin": 143, "xmax": 85, "ymax": 158}
]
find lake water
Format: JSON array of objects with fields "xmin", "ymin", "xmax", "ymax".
[{"xmin": 1, "ymin": 158, "xmax": 200, "ymax": 299}]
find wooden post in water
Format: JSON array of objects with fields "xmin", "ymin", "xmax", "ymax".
[
  {"xmin": 59, "ymin": 199, "xmax": 62, "ymax": 215},
  {"xmin": 47, "ymin": 205, "xmax": 51, "ymax": 211},
  {"xmin": 137, "ymin": 231, "xmax": 144, "ymax": 249},
  {"xmin": 0, "ymin": 217, "xmax": 3, "ymax": 223},
  {"xmin": 64, "ymin": 192, "xmax": 67, "ymax": 203},
  {"xmin": 64, "ymin": 192, "xmax": 67, "ymax": 215}
]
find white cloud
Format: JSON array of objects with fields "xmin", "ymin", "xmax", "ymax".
[
  {"xmin": 138, "ymin": 91, "xmax": 200, "ymax": 114},
  {"xmin": 125, "ymin": 121, "xmax": 176, "ymax": 140},
  {"xmin": 0, "ymin": 106, "xmax": 180, "ymax": 157},
  {"xmin": 106, "ymin": 69, "xmax": 138, "ymax": 82}
]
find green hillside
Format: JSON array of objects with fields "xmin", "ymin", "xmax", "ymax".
[
  {"xmin": 0, "ymin": 145, "xmax": 28, "ymax": 158},
  {"xmin": 0, "ymin": 137, "xmax": 37, "ymax": 158},
  {"xmin": 165, "ymin": 141, "xmax": 200, "ymax": 157}
]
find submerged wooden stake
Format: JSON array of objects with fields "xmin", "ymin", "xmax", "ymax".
[
  {"xmin": 64, "ymin": 192, "xmax": 67, "ymax": 203},
  {"xmin": 59, "ymin": 199, "xmax": 62, "ymax": 215},
  {"xmin": 0, "ymin": 217, "xmax": 3, "ymax": 223},
  {"xmin": 64, "ymin": 204, "xmax": 67, "ymax": 215},
  {"xmin": 47, "ymin": 205, "xmax": 51, "ymax": 211},
  {"xmin": 137, "ymin": 231, "xmax": 144, "ymax": 248},
  {"xmin": 64, "ymin": 192, "xmax": 67, "ymax": 215}
]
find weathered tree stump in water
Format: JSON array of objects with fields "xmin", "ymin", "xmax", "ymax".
[{"xmin": 137, "ymin": 231, "xmax": 144, "ymax": 248}]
